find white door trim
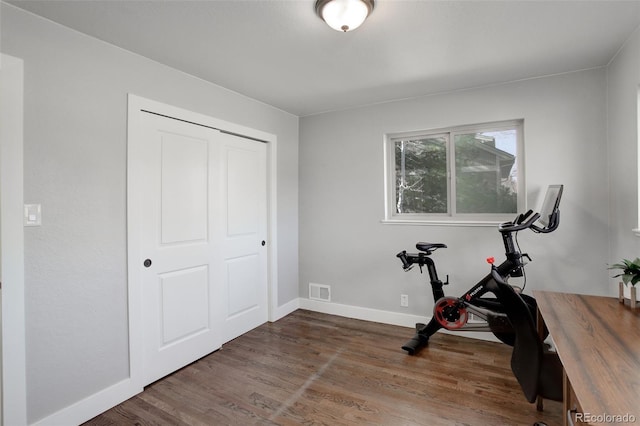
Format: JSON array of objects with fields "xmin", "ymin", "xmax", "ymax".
[
  {"xmin": 0, "ymin": 53, "xmax": 28, "ymax": 426},
  {"xmin": 126, "ymin": 94, "xmax": 279, "ymax": 389}
]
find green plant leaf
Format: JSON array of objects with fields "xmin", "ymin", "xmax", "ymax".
[{"xmin": 609, "ymin": 258, "xmax": 640, "ymax": 286}]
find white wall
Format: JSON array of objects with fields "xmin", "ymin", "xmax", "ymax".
[
  {"xmin": 607, "ymin": 25, "xmax": 640, "ymax": 276},
  {"xmin": 1, "ymin": 4, "xmax": 299, "ymax": 423},
  {"xmin": 300, "ymin": 68, "xmax": 609, "ymax": 320}
]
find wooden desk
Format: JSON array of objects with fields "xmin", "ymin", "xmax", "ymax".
[{"xmin": 534, "ymin": 291, "xmax": 640, "ymax": 425}]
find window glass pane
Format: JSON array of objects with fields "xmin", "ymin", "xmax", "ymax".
[
  {"xmin": 454, "ymin": 130, "xmax": 517, "ymax": 213},
  {"xmin": 395, "ymin": 136, "xmax": 447, "ymax": 214}
]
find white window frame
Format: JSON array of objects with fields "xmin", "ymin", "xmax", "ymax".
[
  {"xmin": 383, "ymin": 120, "xmax": 525, "ymax": 226},
  {"xmin": 635, "ymin": 86, "xmax": 640, "ymax": 237}
]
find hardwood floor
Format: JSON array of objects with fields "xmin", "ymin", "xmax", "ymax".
[{"xmin": 84, "ymin": 310, "xmax": 561, "ymax": 425}]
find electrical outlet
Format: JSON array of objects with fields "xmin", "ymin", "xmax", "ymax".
[{"xmin": 400, "ymin": 294, "xmax": 409, "ymax": 307}]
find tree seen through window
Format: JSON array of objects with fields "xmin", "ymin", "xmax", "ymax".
[{"xmin": 393, "ymin": 124, "xmax": 519, "ymax": 216}]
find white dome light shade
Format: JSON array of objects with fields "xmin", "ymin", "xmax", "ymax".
[{"xmin": 316, "ymin": 0, "xmax": 374, "ymax": 32}]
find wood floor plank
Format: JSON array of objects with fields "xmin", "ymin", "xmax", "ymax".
[{"xmin": 83, "ymin": 310, "xmax": 561, "ymax": 425}]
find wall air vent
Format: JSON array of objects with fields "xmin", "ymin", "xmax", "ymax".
[{"xmin": 309, "ymin": 283, "xmax": 331, "ymax": 302}]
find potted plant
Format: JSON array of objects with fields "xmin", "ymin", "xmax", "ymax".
[{"xmin": 609, "ymin": 258, "xmax": 640, "ymax": 308}]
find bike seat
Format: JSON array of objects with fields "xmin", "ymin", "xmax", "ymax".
[{"xmin": 416, "ymin": 242, "xmax": 447, "ymax": 252}]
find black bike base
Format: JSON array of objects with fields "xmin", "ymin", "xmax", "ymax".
[
  {"xmin": 401, "ymin": 333, "xmax": 428, "ymax": 355},
  {"xmin": 402, "ymin": 318, "xmax": 443, "ymax": 355}
]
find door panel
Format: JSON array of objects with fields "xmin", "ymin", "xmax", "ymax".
[
  {"xmin": 160, "ymin": 135, "xmax": 208, "ymax": 244},
  {"xmin": 227, "ymin": 255, "xmax": 260, "ymax": 317},
  {"xmin": 227, "ymin": 148, "xmax": 260, "ymax": 235},
  {"xmin": 159, "ymin": 265, "xmax": 209, "ymax": 345},
  {"xmin": 140, "ymin": 113, "xmax": 222, "ymax": 386},
  {"xmin": 221, "ymin": 134, "xmax": 268, "ymax": 343}
]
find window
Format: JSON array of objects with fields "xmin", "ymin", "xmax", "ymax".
[{"xmin": 385, "ymin": 120, "xmax": 524, "ymax": 223}]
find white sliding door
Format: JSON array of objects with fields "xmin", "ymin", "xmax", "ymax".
[
  {"xmin": 219, "ymin": 133, "xmax": 268, "ymax": 343},
  {"xmin": 139, "ymin": 113, "xmax": 222, "ymax": 385},
  {"xmin": 135, "ymin": 110, "xmax": 268, "ymax": 386}
]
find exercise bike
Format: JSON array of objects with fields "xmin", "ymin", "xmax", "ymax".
[{"xmin": 395, "ymin": 184, "xmax": 563, "ymax": 355}]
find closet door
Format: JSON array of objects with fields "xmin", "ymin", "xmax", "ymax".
[
  {"xmin": 219, "ymin": 132, "xmax": 268, "ymax": 343},
  {"xmin": 139, "ymin": 113, "xmax": 223, "ymax": 385},
  {"xmin": 137, "ymin": 112, "xmax": 268, "ymax": 386}
]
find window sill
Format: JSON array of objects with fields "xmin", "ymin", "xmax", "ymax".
[{"xmin": 381, "ymin": 219, "xmax": 503, "ymax": 227}]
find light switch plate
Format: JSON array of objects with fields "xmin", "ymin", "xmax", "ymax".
[{"xmin": 24, "ymin": 204, "xmax": 41, "ymax": 226}]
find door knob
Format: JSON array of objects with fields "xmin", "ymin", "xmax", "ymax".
[
  {"xmin": 144, "ymin": 259, "xmax": 152, "ymax": 268},
  {"xmin": 261, "ymin": 240, "xmax": 266, "ymax": 246}
]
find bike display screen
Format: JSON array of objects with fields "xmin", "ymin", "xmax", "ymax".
[{"xmin": 537, "ymin": 184, "xmax": 563, "ymax": 228}]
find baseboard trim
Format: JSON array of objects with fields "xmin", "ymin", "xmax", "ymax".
[
  {"xmin": 297, "ymin": 298, "xmax": 499, "ymax": 343},
  {"xmin": 30, "ymin": 378, "xmax": 141, "ymax": 426},
  {"xmin": 299, "ymin": 298, "xmax": 426, "ymax": 328},
  {"xmin": 270, "ymin": 297, "xmax": 300, "ymax": 322}
]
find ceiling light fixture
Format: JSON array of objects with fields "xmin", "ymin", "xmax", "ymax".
[{"xmin": 315, "ymin": 0, "xmax": 375, "ymax": 33}]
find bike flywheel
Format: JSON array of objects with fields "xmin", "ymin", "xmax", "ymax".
[{"xmin": 433, "ymin": 297, "xmax": 468, "ymax": 330}]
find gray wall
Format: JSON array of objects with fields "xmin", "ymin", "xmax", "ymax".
[
  {"xmin": 608, "ymin": 26, "xmax": 640, "ymax": 275},
  {"xmin": 1, "ymin": 4, "xmax": 299, "ymax": 423},
  {"xmin": 300, "ymin": 68, "xmax": 610, "ymax": 318}
]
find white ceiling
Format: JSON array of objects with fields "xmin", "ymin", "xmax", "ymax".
[{"xmin": 7, "ymin": 0, "xmax": 640, "ymax": 116}]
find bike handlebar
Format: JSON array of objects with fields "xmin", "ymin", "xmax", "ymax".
[
  {"xmin": 498, "ymin": 211, "xmax": 541, "ymax": 233},
  {"xmin": 530, "ymin": 210, "xmax": 560, "ymax": 234},
  {"xmin": 517, "ymin": 209, "xmax": 533, "ymax": 224},
  {"xmin": 396, "ymin": 251, "xmax": 413, "ymax": 270},
  {"xmin": 499, "ymin": 206, "xmax": 561, "ymax": 235}
]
